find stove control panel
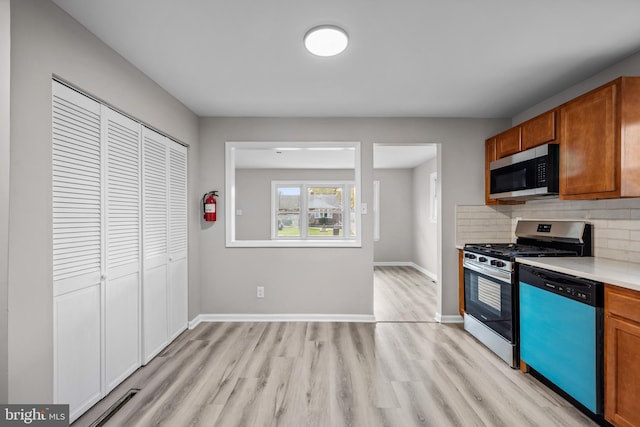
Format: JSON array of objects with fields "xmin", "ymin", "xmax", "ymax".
[
  {"xmin": 537, "ymin": 223, "xmax": 552, "ymax": 233},
  {"xmin": 462, "ymin": 250, "xmax": 513, "ymax": 274}
]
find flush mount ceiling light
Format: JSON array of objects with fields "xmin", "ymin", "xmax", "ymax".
[{"xmin": 304, "ymin": 25, "xmax": 349, "ymax": 57}]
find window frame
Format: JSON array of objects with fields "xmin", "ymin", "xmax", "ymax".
[
  {"xmin": 430, "ymin": 171, "xmax": 438, "ymax": 223},
  {"xmin": 373, "ymin": 180, "xmax": 380, "ymax": 241},
  {"xmin": 225, "ymin": 141, "xmax": 362, "ymax": 248}
]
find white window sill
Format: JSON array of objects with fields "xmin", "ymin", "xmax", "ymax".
[{"xmin": 226, "ymin": 239, "xmax": 362, "ymax": 248}]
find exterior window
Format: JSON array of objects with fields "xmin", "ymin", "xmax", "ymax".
[
  {"xmin": 275, "ymin": 185, "xmax": 301, "ymax": 238},
  {"xmin": 272, "ymin": 181, "xmax": 355, "ymax": 240}
]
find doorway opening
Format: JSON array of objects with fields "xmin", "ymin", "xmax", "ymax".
[{"xmin": 372, "ymin": 143, "xmax": 440, "ymax": 322}]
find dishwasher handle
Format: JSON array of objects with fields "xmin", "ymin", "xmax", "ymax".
[{"xmin": 519, "ymin": 264, "xmax": 603, "ymax": 307}]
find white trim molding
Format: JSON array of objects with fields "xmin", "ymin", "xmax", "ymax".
[
  {"xmin": 189, "ymin": 313, "xmax": 376, "ymax": 329},
  {"xmin": 225, "ymin": 141, "xmax": 362, "ymax": 248},
  {"xmin": 434, "ymin": 313, "xmax": 464, "ymax": 324}
]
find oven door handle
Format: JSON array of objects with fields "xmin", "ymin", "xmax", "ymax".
[{"xmin": 464, "ymin": 263, "xmax": 512, "ymax": 284}]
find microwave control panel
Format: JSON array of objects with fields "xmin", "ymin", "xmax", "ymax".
[{"xmin": 536, "ymin": 159, "xmax": 547, "ymax": 185}]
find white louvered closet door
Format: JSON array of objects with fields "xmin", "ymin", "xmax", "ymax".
[
  {"xmin": 168, "ymin": 141, "xmax": 188, "ymax": 340},
  {"xmin": 103, "ymin": 106, "xmax": 141, "ymax": 392},
  {"xmin": 52, "ymin": 82, "xmax": 103, "ymax": 420},
  {"xmin": 53, "ymin": 81, "xmax": 185, "ymax": 421},
  {"xmin": 141, "ymin": 127, "xmax": 169, "ymax": 363}
]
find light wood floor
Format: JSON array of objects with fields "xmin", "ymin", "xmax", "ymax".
[
  {"xmin": 374, "ymin": 266, "xmax": 438, "ymax": 322},
  {"xmin": 73, "ymin": 267, "xmax": 597, "ymax": 427}
]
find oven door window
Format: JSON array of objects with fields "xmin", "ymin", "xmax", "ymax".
[{"xmin": 464, "ymin": 268, "xmax": 513, "ymax": 342}]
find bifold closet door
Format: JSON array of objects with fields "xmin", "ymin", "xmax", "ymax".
[
  {"xmin": 53, "ymin": 82, "xmax": 186, "ymax": 420},
  {"xmin": 142, "ymin": 128, "xmax": 188, "ymax": 362},
  {"xmin": 103, "ymin": 107, "xmax": 141, "ymax": 392},
  {"xmin": 52, "ymin": 83, "xmax": 103, "ymax": 420},
  {"xmin": 53, "ymin": 82, "xmax": 142, "ymax": 421},
  {"xmin": 141, "ymin": 128, "xmax": 170, "ymax": 363},
  {"xmin": 168, "ymin": 142, "xmax": 188, "ymax": 340}
]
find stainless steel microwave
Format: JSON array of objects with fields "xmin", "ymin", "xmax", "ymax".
[{"xmin": 489, "ymin": 143, "xmax": 559, "ymax": 201}]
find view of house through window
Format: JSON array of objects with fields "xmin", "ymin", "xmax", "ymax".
[{"xmin": 273, "ymin": 181, "xmax": 355, "ymax": 239}]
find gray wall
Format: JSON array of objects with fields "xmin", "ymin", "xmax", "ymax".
[
  {"xmin": 513, "ymin": 50, "xmax": 640, "ymax": 124},
  {"xmin": 0, "ymin": 0, "xmax": 9, "ymax": 405},
  {"xmin": 413, "ymin": 157, "xmax": 438, "ymax": 277},
  {"xmin": 236, "ymin": 169, "xmax": 353, "ymax": 240},
  {"xmin": 8, "ymin": 0, "xmax": 199, "ymax": 403},
  {"xmin": 199, "ymin": 117, "xmax": 509, "ymax": 321},
  {"xmin": 373, "ymin": 169, "xmax": 413, "ymax": 263}
]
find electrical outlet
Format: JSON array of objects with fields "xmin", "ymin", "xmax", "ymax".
[{"xmin": 257, "ymin": 286, "xmax": 264, "ymax": 298}]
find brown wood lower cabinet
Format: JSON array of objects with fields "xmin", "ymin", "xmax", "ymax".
[{"xmin": 605, "ymin": 285, "xmax": 640, "ymax": 427}]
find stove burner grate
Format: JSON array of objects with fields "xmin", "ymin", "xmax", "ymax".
[{"xmin": 464, "ymin": 243, "xmax": 578, "ymax": 259}]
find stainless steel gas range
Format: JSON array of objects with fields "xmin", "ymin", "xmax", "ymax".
[{"xmin": 462, "ymin": 220, "xmax": 592, "ymax": 368}]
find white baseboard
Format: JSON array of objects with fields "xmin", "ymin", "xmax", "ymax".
[
  {"xmin": 189, "ymin": 312, "xmax": 462, "ymax": 327},
  {"xmin": 189, "ymin": 313, "xmax": 376, "ymax": 328},
  {"xmin": 374, "ymin": 261, "xmax": 414, "ymax": 267},
  {"xmin": 374, "ymin": 261, "xmax": 438, "ymax": 282},
  {"xmin": 435, "ymin": 313, "xmax": 464, "ymax": 324},
  {"xmin": 411, "ymin": 264, "xmax": 438, "ymax": 282}
]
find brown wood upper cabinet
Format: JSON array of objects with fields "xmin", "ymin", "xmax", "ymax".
[
  {"xmin": 490, "ymin": 110, "xmax": 557, "ymax": 161},
  {"xmin": 560, "ymin": 77, "xmax": 640, "ymax": 199},
  {"xmin": 495, "ymin": 127, "xmax": 521, "ymax": 158},
  {"xmin": 485, "ymin": 137, "xmax": 498, "ymax": 205},
  {"xmin": 484, "ymin": 110, "xmax": 557, "ymax": 205},
  {"xmin": 604, "ymin": 285, "xmax": 640, "ymax": 427},
  {"xmin": 521, "ymin": 110, "xmax": 556, "ymax": 150}
]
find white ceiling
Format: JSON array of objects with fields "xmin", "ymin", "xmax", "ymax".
[{"xmin": 52, "ymin": 0, "xmax": 640, "ymax": 119}]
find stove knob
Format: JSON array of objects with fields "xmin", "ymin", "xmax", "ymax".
[
  {"xmin": 495, "ymin": 261, "xmax": 506, "ymax": 268},
  {"xmin": 465, "ymin": 253, "xmax": 476, "ymax": 259},
  {"xmin": 478, "ymin": 257, "xmax": 487, "ymax": 263},
  {"xmin": 490, "ymin": 260, "xmax": 498, "ymax": 266}
]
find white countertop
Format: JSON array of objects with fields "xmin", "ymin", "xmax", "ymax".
[{"xmin": 515, "ymin": 257, "xmax": 640, "ymax": 293}]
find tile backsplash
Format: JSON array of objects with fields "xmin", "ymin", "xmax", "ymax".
[
  {"xmin": 456, "ymin": 197, "xmax": 640, "ymax": 264},
  {"xmin": 455, "ymin": 205, "xmax": 512, "ymax": 244}
]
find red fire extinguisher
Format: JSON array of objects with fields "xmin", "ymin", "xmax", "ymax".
[{"xmin": 203, "ymin": 191, "xmax": 218, "ymax": 222}]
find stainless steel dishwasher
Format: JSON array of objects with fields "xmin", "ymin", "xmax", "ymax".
[{"xmin": 518, "ymin": 264, "xmax": 604, "ymax": 420}]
